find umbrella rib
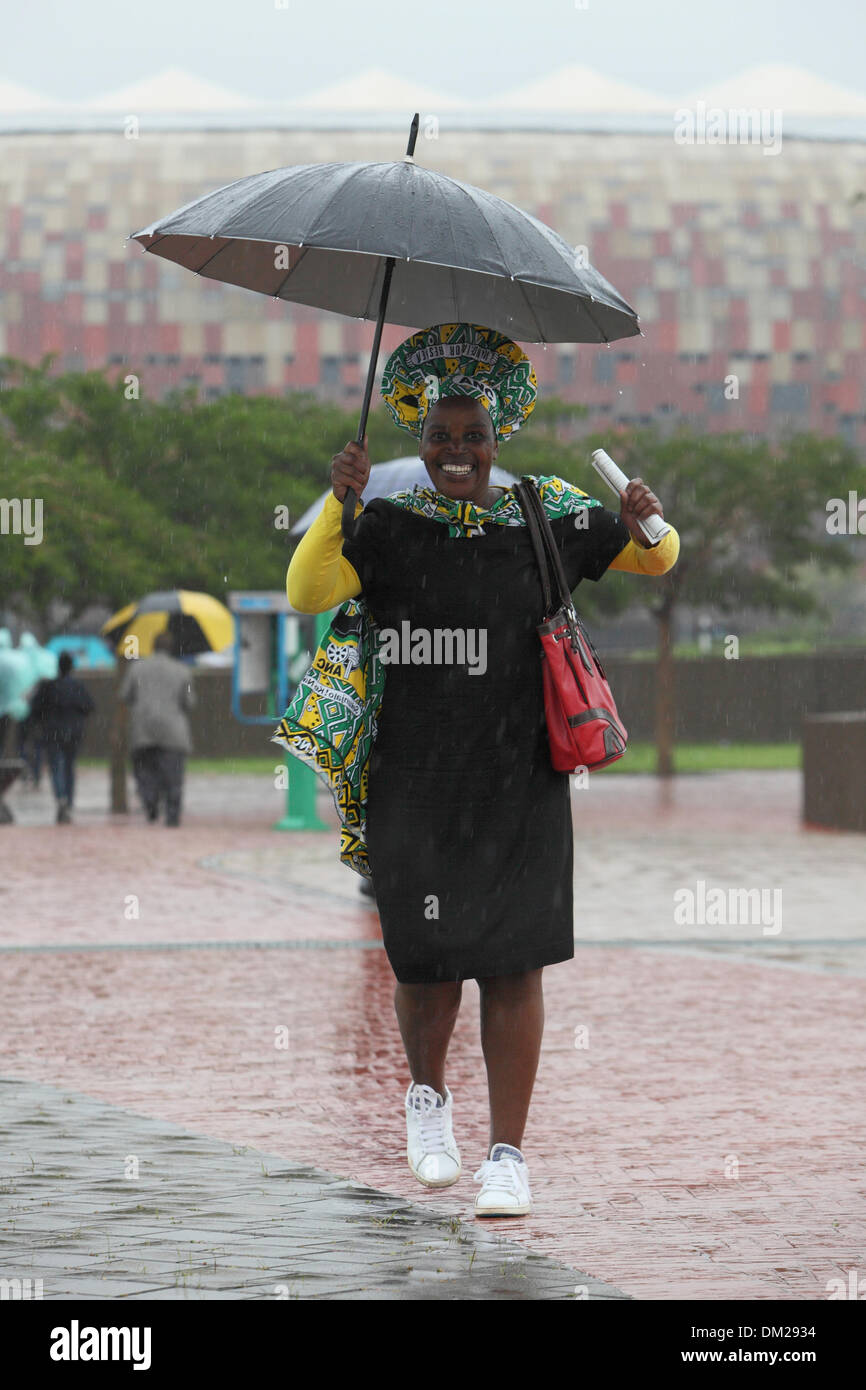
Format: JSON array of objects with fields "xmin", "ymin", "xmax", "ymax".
[
  {"xmin": 576, "ymin": 293, "xmax": 612, "ymax": 343},
  {"xmin": 303, "ymin": 162, "xmax": 376, "ymax": 254},
  {"xmin": 149, "ymin": 164, "xmax": 371, "ymax": 280},
  {"xmin": 428, "ymin": 174, "xmax": 556, "ymax": 342},
  {"xmin": 425, "ymin": 170, "xmax": 629, "ymax": 340},
  {"xmin": 473, "ymin": 187, "xmax": 611, "ymax": 342},
  {"xmin": 272, "ymin": 246, "xmax": 310, "ymax": 299},
  {"xmin": 268, "ymin": 163, "xmax": 383, "ymax": 304},
  {"xmin": 426, "ymin": 173, "xmax": 468, "ymax": 319},
  {"xmin": 193, "ymin": 240, "xmax": 233, "ymax": 277},
  {"xmin": 424, "ymin": 172, "xmax": 522, "ymax": 330},
  {"xmin": 505, "ymin": 267, "xmax": 548, "ymax": 344},
  {"xmin": 445, "ymin": 176, "xmax": 514, "ymax": 280}
]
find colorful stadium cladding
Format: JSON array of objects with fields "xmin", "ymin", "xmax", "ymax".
[{"xmin": 1, "ymin": 128, "xmax": 865, "ymax": 444}]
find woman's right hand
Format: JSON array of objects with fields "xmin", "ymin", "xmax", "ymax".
[{"xmin": 331, "ymin": 434, "xmax": 370, "ymax": 502}]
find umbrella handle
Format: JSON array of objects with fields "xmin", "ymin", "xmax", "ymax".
[{"xmin": 342, "ymin": 486, "xmax": 359, "ymax": 536}]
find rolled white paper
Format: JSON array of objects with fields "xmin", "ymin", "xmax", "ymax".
[{"xmin": 590, "ymin": 448, "xmax": 671, "ymax": 545}]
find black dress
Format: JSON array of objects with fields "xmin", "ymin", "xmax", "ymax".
[{"xmin": 342, "ymin": 487, "xmax": 631, "ymax": 984}]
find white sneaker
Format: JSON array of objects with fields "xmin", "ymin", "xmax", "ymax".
[
  {"xmin": 473, "ymin": 1143, "xmax": 532, "ymax": 1216},
  {"xmin": 405, "ymin": 1082, "xmax": 461, "ymax": 1187}
]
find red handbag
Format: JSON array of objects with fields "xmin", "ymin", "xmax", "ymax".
[{"xmin": 515, "ymin": 478, "xmax": 628, "ymax": 772}]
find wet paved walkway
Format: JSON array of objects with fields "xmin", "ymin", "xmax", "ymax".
[
  {"xmin": 1, "ymin": 766, "xmax": 865, "ymax": 1300},
  {"xmin": 1, "ymin": 1077, "xmax": 619, "ymax": 1300}
]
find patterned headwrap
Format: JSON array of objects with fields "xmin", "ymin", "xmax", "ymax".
[{"xmin": 379, "ymin": 322, "xmax": 537, "ymax": 443}]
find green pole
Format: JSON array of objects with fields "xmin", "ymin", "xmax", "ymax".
[{"xmin": 273, "ymin": 609, "xmax": 330, "ymax": 831}]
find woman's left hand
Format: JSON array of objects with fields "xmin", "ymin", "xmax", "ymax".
[{"xmin": 619, "ymin": 477, "xmax": 664, "ymax": 548}]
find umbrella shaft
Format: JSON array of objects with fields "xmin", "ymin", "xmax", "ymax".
[{"xmin": 342, "ymin": 255, "xmax": 396, "ymax": 537}]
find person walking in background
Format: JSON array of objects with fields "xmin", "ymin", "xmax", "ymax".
[
  {"xmin": 28, "ymin": 651, "xmax": 95, "ymax": 824},
  {"xmin": 119, "ymin": 631, "xmax": 194, "ymax": 827},
  {"xmin": 17, "ymin": 688, "xmax": 46, "ymax": 790}
]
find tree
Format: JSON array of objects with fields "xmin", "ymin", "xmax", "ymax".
[
  {"xmin": 578, "ymin": 425, "xmax": 866, "ymax": 775},
  {"xmin": 5, "ymin": 358, "xmax": 864, "ymax": 781},
  {"xmin": 0, "ymin": 444, "xmax": 220, "ymax": 635}
]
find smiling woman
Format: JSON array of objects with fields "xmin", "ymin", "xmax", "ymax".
[
  {"xmin": 419, "ymin": 397, "xmax": 505, "ymax": 508},
  {"xmin": 280, "ymin": 320, "xmax": 680, "ymax": 1219}
]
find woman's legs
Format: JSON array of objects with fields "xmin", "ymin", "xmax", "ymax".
[
  {"xmin": 394, "ymin": 980, "xmax": 463, "ymax": 1097},
  {"xmin": 394, "ymin": 969, "xmax": 545, "ymax": 1152},
  {"xmin": 477, "ymin": 967, "xmax": 544, "ymax": 1154}
]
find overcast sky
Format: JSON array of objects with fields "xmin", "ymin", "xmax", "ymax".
[{"xmin": 3, "ymin": 0, "xmax": 865, "ymax": 101}]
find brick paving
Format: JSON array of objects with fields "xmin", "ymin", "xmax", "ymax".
[
  {"xmin": 1, "ymin": 765, "xmax": 865, "ymax": 1300},
  {"xmin": 0, "ymin": 1077, "xmax": 620, "ymax": 1300}
]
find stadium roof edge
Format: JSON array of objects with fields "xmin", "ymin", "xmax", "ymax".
[{"xmin": 2, "ymin": 111, "xmax": 866, "ymax": 141}]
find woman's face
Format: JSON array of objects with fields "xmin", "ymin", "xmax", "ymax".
[{"xmin": 419, "ymin": 398, "xmax": 500, "ymax": 503}]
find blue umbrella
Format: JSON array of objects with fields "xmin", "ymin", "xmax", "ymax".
[{"xmin": 44, "ymin": 634, "xmax": 116, "ymax": 670}]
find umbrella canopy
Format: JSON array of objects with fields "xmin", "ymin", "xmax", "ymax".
[
  {"xmin": 131, "ymin": 158, "xmax": 638, "ymax": 346},
  {"xmin": 101, "ymin": 590, "xmax": 234, "ymax": 658},
  {"xmin": 130, "ymin": 114, "xmax": 639, "ymax": 532},
  {"xmin": 289, "ymin": 457, "xmax": 519, "ymax": 537}
]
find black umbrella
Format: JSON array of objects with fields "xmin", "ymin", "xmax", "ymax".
[{"xmin": 130, "ymin": 115, "xmax": 639, "ymax": 534}]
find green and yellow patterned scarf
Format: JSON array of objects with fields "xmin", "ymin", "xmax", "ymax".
[{"xmin": 271, "ymin": 475, "xmax": 602, "ymax": 878}]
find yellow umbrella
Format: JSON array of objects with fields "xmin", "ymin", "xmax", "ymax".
[{"xmin": 101, "ymin": 590, "xmax": 234, "ymax": 658}]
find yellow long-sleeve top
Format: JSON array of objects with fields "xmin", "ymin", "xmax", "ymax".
[{"xmin": 288, "ymin": 488, "xmax": 680, "ymax": 614}]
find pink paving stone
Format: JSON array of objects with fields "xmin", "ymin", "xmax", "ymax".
[{"xmin": 1, "ymin": 769, "xmax": 865, "ymax": 1300}]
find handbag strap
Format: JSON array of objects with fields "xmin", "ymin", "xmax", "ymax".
[
  {"xmin": 514, "ymin": 478, "xmax": 576, "ymax": 618},
  {"xmin": 514, "ymin": 479, "xmax": 553, "ymax": 616},
  {"xmin": 516, "ymin": 478, "xmax": 610, "ymax": 679}
]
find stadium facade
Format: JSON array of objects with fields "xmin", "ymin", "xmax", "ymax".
[{"xmin": 2, "ymin": 101, "xmax": 865, "ymax": 444}]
